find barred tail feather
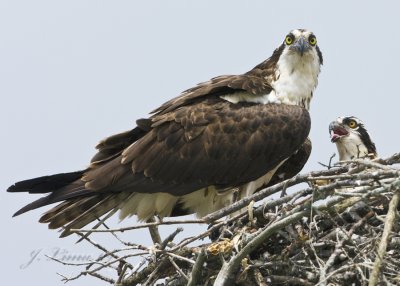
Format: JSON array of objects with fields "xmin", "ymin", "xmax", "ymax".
[
  {"xmin": 8, "ymin": 170, "xmax": 134, "ymax": 238},
  {"xmin": 58, "ymin": 193, "xmax": 131, "ymax": 237}
]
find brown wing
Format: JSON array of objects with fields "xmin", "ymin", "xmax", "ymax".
[
  {"xmin": 83, "ymin": 99, "xmax": 310, "ymax": 196},
  {"xmin": 151, "ymin": 44, "xmax": 286, "ymax": 116},
  {"xmin": 152, "ymin": 74, "xmax": 273, "ymax": 115},
  {"xmin": 8, "ymin": 74, "xmax": 308, "ymax": 236},
  {"xmin": 89, "ymin": 119, "xmax": 152, "ymax": 164},
  {"xmin": 265, "ymin": 137, "xmax": 312, "ymax": 187},
  {"xmin": 88, "ymin": 73, "xmax": 272, "ymax": 165}
]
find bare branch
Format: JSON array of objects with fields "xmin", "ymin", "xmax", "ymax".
[
  {"xmin": 71, "ymin": 219, "xmax": 205, "ymax": 234},
  {"xmin": 214, "ymin": 209, "xmax": 309, "ymax": 285},
  {"xmin": 369, "ymin": 191, "xmax": 400, "ymax": 286},
  {"xmin": 47, "ymin": 152, "xmax": 400, "ymax": 285},
  {"xmin": 187, "ymin": 249, "xmax": 206, "ymax": 286}
]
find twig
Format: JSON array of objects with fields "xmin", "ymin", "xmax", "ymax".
[
  {"xmin": 317, "ymin": 212, "xmax": 372, "ymax": 285},
  {"xmin": 71, "ymin": 219, "xmax": 205, "ymax": 234},
  {"xmin": 49, "ymin": 152, "xmax": 400, "ymax": 285},
  {"xmin": 76, "ymin": 208, "xmax": 118, "ymax": 243},
  {"xmin": 164, "ymin": 252, "xmax": 195, "ymax": 264},
  {"xmin": 187, "ymin": 249, "xmax": 206, "ymax": 286},
  {"xmin": 87, "ymin": 272, "xmax": 116, "ymax": 284},
  {"xmin": 160, "ymin": 227, "xmax": 183, "ymax": 250},
  {"xmin": 116, "ymin": 263, "xmax": 130, "ymax": 286},
  {"xmin": 374, "ymin": 153, "xmax": 400, "ymax": 165},
  {"xmin": 171, "ymin": 212, "xmax": 244, "ymax": 251},
  {"xmin": 350, "ymin": 158, "xmax": 393, "ymax": 170},
  {"xmin": 63, "ymin": 253, "xmax": 147, "ymax": 283},
  {"xmin": 318, "ymin": 153, "xmax": 336, "ymax": 169},
  {"xmin": 270, "ymin": 275, "xmax": 315, "ymax": 286},
  {"xmin": 147, "ymin": 217, "xmax": 162, "ymax": 245},
  {"xmin": 214, "ymin": 210, "xmax": 309, "ymax": 285},
  {"xmin": 141, "ymin": 259, "xmax": 167, "ymax": 286},
  {"xmin": 203, "ymin": 166, "xmax": 349, "ymax": 223},
  {"xmin": 168, "ymin": 257, "xmax": 189, "ymax": 281},
  {"xmin": 368, "ymin": 191, "xmax": 400, "ymax": 286},
  {"xmin": 121, "ymin": 248, "xmax": 193, "ymax": 285},
  {"xmin": 128, "ymin": 257, "xmax": 147, "ymax": 276},
  {"xmin": 75, "ymin": 232, "xmax": 134, "ymax": 272},
  {"xmin": 316, "ymin": 264, "xmax": 366, "ymax": 286},
  {"xmin": 45, "ymin": 255, "xmax": 101, "ymax": 267}
]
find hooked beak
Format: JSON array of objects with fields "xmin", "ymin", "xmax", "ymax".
[
  {"xmin": 292, "ymin": 36, "xmax": 309, "ymax": 56},
  {"xmin": 329, "ymin": 122, "xmax": 349, "ymax": 143}
]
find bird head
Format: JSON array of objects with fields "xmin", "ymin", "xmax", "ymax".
[
  {"xmin": 329, "ymin": 116, "xmax": 377, "ymax": 161},
  {"xmin": 284, "ymin": 29, "xmax": 321, "ymax": 57},
  {"xmin": 261, "ymin": 29, "xmax": 323, "ymax": 110},
  {"xmin": 276, "ymin": 29, "xmax": 323, "ymax": 67}
]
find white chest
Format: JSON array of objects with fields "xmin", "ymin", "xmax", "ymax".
[
  {"xmin": 336, "ymin": 134, "xmax": 369, "ymax": 161},
  {"xmin": 269, "ymin": 53, "xmax": 320, "ymax": 109}
]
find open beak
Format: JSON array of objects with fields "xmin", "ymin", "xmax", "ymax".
[
  {"xmin": 292, "ymin": 36, "xmax": 309, "ymax": 56},
  {"xmin": 329, "ymin": 122, "xmax": 349, "ymax": 143}
]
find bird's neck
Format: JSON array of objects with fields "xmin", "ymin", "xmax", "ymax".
[
  {"xmin": 269, "ymin": 52, "xmax": 321, "ymax": 110},
  {"xmin": 336, "ymin": 139, "xmax": 370, "ymax": 161}
]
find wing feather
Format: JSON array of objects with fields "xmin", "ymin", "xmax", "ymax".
[
  {"xmin": 152, "ymin": 75, "xmax": 273, "ymax": 115},
  {"xmin": 265, "ymin": 138, "xmax": 312, "ymax": 187},
  {"xmin": 9, "ymin": 67, "xmax": 311, "ymax": 236},
  {"xmin": 93, "ymin": 100, "xmax": 311, "ymax": 193}
]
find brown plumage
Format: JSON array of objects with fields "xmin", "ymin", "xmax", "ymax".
[
  {"xmin": 8, "ymin": 29, "xmax": 322, "ymax": 237},
  {"xmin": 266, "ymin": 138, "xmax": 312, "ymax": 187},
  {"xmin": 9, "ymin": 100, "xmax": 310, "ymax": 237}
]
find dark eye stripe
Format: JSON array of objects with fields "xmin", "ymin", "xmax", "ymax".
[
  {"xmin": 309, "ymin": 35, "xmax": 317, "ymax": 45},
  {"xmin": 343, "ymin": 117, "xmax": 356, "ymax": 124},
  {"xmin": 342, "ymin": 117, "xmax": 359, "ymax": 128}
]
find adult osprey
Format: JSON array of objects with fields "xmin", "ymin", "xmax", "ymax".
[
  {"xmin": 8, "ymin": 29, "xmax": 323, "ymax": 237},
  {"xmin": 329, "ymin": 116, "xmax": 377, "ymax": 161}
]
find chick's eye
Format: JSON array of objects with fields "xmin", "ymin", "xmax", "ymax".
[
  {"xmin": 348, "ymin": 120, "xmax": 357, "ymax": 128},
  {"xmin": 309, "ymin": 36, "xmax": 317, "ymax": 46},
  {"xmin": 285, "ymin": 36, "xmax": 293, "ymax": 45}
]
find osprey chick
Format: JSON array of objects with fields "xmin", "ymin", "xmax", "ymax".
[
  {"xmin": 329, "ymin": 116, "xmax": 377, "ymax": 161},
  {"xmin": 8, "ymin": 29, "xmax": 323, "ymax": 237}
]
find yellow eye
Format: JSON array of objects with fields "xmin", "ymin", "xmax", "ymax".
[
  {"xmin": 285, "ymin": 36, "xmax": 293, "ymax": 45},
  {"xmin": 348, "ymin": 120, "xmax": 357, "ymax": 128},
  {"xmin": 309, "ymin": 36, "xmax": 317, "ymax": 46}
]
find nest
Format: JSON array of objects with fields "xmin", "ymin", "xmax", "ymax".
[{"xmin": 56, "ymin": 154, "xmax": 400, "ymax": 286}]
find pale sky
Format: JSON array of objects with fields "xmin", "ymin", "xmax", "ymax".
[{"xmin": 1, "ymin": 1, "xmax": 400, "ymax": 285}]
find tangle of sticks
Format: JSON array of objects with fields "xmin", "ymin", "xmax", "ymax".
[{"xmin": 54, "ymin": 153, "xmax": 400, "ymax": 286}]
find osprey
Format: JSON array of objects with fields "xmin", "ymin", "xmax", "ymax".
[
  {"xmin": 329, "ymin": 116, "xmax": 377, "ymax": 161},
  {"xmin": 8, "ymin": 29, "xmax": 323, "ymax": 237}
]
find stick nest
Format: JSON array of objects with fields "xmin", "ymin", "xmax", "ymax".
[{"xmin": 56, "ymin": 154, "xmax": 400, "ymax": 286}]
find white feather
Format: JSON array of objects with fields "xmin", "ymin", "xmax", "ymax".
[
  {"xmin": 335, "ymin": 132, "xmax": 370, "ymax": 161},
  {"xmin": 271, "ymin": 48, "xmax": 320, "ymax": 110},
  {"xmin": 333, "ymin": 117, "xmax": 371, "ymax": 161}
]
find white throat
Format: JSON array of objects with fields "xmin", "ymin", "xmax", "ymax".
[
  {"xmin": 269, "ymin": 50, "xmax": 320, "ymax": 110},
  {"xmin": 336, "ymin": 133, "xmax": 370, "ymax": 161}
]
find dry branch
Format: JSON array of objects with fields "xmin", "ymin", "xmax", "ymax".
[
  {"xmin": 368, "ymin": 191, "xmax": 400, "ymax": 286},
  {"xmin": 50, "ymin": 153, "xmax": 400, "ymax": 285}
]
